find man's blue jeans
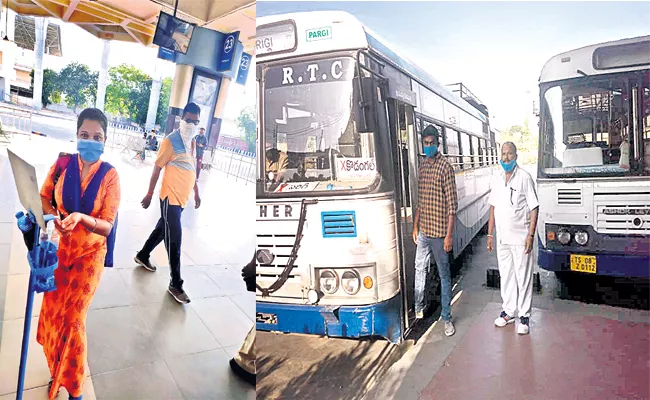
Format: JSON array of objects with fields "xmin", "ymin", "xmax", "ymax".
[{"xmin": 414, "ymin": 232, "xmax": 452, "ymax": 321}]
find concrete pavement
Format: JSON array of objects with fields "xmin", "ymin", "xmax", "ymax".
[{"xmin": 363, "ymin": 234, "xmax": 650, "ymax": 400}]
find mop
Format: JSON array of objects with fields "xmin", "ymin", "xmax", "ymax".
[
  {"xmin": 7, "ymin": 149, "xmax": 59, "ymax": 400},
  {"xmin": 14, "ymin": 211, "xmax": 59, "ymax": 400}
]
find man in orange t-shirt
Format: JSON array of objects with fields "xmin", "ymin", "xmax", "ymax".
[{"xmin": 135, "ymin": 102, "xmax": 202, "ymax": 303}]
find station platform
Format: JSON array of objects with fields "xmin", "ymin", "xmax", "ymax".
[
  {"xmin": 362, "ymin": 231, "xmax": 650, "ymax": 400},
  {"xmin": 0, "ymin": 135, "xmax": 255, "ymax": 399},
  {"xmin": 419, "ymin": 304, "xmax": 649, "ymax": 400}
]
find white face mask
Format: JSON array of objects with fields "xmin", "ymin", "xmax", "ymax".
[{"xmin": 179, "ymin": 120, "xmax": 197, "ymax": 141}]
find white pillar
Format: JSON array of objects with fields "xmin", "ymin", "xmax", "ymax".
[
  {"xmin": 7, "ymin": 9, "xmax": 16, "ymax": 41},
  {"xmin": 32, "ymin": 17, "xmax": 48, "ymax": 110},
  {"xmin": 145, "ymin": 58, "xmax": 163, "ymax": 131},
  {"xmin": 95, "ymin": 40, "xmax": 110, "ymax": 111}
]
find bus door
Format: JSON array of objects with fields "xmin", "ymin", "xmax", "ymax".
[{"xmin": 387, "ymin": 99, "xmax": 419, "ymax": 334}]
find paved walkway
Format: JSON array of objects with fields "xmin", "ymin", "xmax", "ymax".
[
  {"xmin": 0, "ymin": 135, "xmax": 255, "ymax": 399},
  {"xmin": 363, "ymin": 232, "xmax": 650, "ymax": 400}
]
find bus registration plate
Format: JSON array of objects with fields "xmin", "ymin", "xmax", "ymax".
[{"xmin": 570, "ymin": 254, "xmax": 597, "ymax": 274}]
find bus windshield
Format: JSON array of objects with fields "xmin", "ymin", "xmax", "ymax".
[
  {"xmin": 540, "ymin": 72, "xmax": 650, "ymax": 177},
  {"xmin": 262, "ymin": 56, "xmax": 380, "ymax": 194}
]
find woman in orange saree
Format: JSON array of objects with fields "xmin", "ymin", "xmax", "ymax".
[{"xmin": 37, "ymin": 108, "xmax": 120, "ymax": 400}]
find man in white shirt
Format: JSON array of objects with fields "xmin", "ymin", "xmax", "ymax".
[{"xmin": 487, "ymin": 142, "xmax": 539, "ymax": 335}]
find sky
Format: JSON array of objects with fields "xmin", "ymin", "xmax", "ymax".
[
  {"xmin": 5, "ymin": 15, "xmax": 254, "ymax": 122},
  {"xmin": 257, "ymin": 1, "xmax": 650, "ymax": 130}
]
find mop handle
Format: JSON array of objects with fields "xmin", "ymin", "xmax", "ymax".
[{"xmin": 16, "ymin": 222, "xmax": 40, "ymax": 400}]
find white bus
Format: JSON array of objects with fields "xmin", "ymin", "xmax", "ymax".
[
  {"xmin": 537, "ymin": 36, "xmax": 650, "ymax": 279},
  {"xmin": 255, "ymin": 11, "xmax": 499, "ymax": 343}
]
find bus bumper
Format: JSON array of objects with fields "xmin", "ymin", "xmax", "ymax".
[
  {"xmin": 256, "ymin": 294, "xmax": 403, "ymax": 344},
  {"xmin": 538, "ymin": 248, "xmax": 650, "ymax": 278}
]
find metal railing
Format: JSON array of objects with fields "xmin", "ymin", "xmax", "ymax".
[
  {"xmin": 0, "ymin": 105, "xmax": 33, "ymax": 143},
  {"xmin": 206, "ymin": 147, "xmax": 256, "ymax": 184},
  {"xmin": 105, "ymin": 125, "xmax": 145, "ymax": 151}
]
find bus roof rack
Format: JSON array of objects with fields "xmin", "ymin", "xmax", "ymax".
[{"xmin": 446, "ymin": 82, "xmax": 489, "ymax": 117}]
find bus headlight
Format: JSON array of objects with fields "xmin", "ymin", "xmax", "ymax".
[
  {"xmin": 341, "ymin": 270, "xmax": 361, "ymax": 295},
  {"xmin": 574, "ymin": 231, "xmax": 589, "ymax": 246},
  {"xmin": 557, "ymin": 229, "xmax": 571, "ymax": 245},
  {"xmin": 320, "ymin": 270, "xmax": 339, "ymax": 294}
]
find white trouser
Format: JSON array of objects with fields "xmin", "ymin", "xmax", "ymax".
[
  {"xmin": 234, "ymin": 325, "xmax": 256, "ymax": 374},
  {"xmin": 497, "ymin": 243, "xmax": 534, "ymax": 318}
]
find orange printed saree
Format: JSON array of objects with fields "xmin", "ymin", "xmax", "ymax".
[{"xmin": 37, "ymin": 155, "xmax": 120, "ymax": 398}]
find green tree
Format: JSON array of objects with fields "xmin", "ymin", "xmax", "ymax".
[
  {"xmin": 105, "ymin": 64, "xmax": 152, "ymax": 124},
  {"xmin": 29, "ymin": 68, "xmax": 60, "ymax": 108},
  {"xmin": 57, "ymin": 62, "xmax": 97, "ymax": 111},
  {"xmin": 156, "ymin": 77, "xmax": 173, "ymax": 126},
  {"xmin": 501, "ymin": 118, "xmax": 539, "ymax": 165},
  {"xmin": 50, "ymin": 91, "xmax": 62, "ymax": 104},
  {"xmin": 237, "ymin": 105, "xmax": 256, "ymax": 152}
]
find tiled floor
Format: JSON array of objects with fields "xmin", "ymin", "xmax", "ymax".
[{"xmin": 0, "ymin": 136, "xmax": 255, "ymax": 399}]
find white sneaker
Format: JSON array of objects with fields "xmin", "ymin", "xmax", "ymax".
[
  {"xmin": 444, "ymin": 320, "xmax": 455, "ymax": 337},
  {"xmin": 494, "ymin": 311, "xmax": 516, "ymax": 327},
  {"xmin": 517, "ymin": 317, "xmax": 530, "ymax": 335},
  {"xmin": 416, "ymin": 310, "xmax": 424, "ymax": 319}
]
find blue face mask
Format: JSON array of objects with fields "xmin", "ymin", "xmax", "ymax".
[
  {"xmin": 423, "ymin": 145, "xmax": 438, "ymax": 158},
  {"xmin": 77, "ymin": 139, "xmax": 104, "ymax": 163},
  {"xmin": 500, "ymin": 159, "xmax": 516, "ymax": 172}
]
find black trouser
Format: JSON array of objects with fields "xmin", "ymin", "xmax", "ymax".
[
  {"xmin": 139, "ymin": 198, "xmax": 184, "ymax": 289},
  {"xmin": 196, "ymin": 154, "xmax": 203, "ymax": 179}
]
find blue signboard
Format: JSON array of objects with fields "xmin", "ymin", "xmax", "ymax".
[
  {"xmin": 217, "ymin": 31, "xmax": 240, "ymax": 72},
  {"xmin": 236, "ymin": 52, "xmax": 252, "ymax": 85},
  {"xmin": 157, "ymin": 47, "xmax": 176, "ymax": 62}
]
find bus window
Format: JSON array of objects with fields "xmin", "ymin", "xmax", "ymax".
[
  {"xmin": 262, "ymin": 56, "xmax": 381, "ymax": 192},
  {"xmin": 476, "ymin": 138, "xmax": 483, "ymax": 166},
  {"xmin": 445, "ymin": 128, "xmax": 462, "ymax": 170},
  {"xmin": 642, "ymin": 76, "xmax": 650, "ymax": 172},
  {"xmin": 541, "ymin": 76, "xmax": 636, "ymax": 174},
  {"xmin": 460, "ymin": 132, "xmax": 472, "ymax": 169},
  {"xmin": 469, "ymin": 135, "xmax": 479, "ymax": 168},
  {"xmin": 643, "ymin": 76, "xmax": 650, "ymax": 140},
  {"xmin": 495, "ymin": 142, "xmax": 501, "ymax": 164}
]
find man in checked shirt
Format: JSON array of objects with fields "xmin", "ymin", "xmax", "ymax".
[{"xmin": 412, "ymin": 125, "xmax": 459, "ymax": 337}]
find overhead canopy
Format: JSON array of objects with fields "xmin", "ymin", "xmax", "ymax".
[
  {"xmin": 14, "ymin": 14, "xmax": 63, "ymax": 56},
  {"xmin": 6, "ymin": 0, "xmax": 255, "ymax": 53}
]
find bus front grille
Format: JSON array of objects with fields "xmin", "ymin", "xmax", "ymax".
[
  {"xmin": 256, "ymin": 233, "xmax": 301, "ymax": 280},
  {"xmin": 557, "ymin": 188, "xmax": 582, "ymax": 205},
  {"xmin": 596, "ymin": 204, "xmax": 650, "ymax": 235}
]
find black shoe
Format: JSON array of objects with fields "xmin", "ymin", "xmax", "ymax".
[
  {"xmin": 229, "ymin": 358, "xmax": 256, "ymax": 385},
  {"xmin": 135, "ymin": 253, "xmax": 156, "ymax": 272},
  {"xmin": 168, "ymin": 284, "xmax": 190, "ymax": 304}
]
